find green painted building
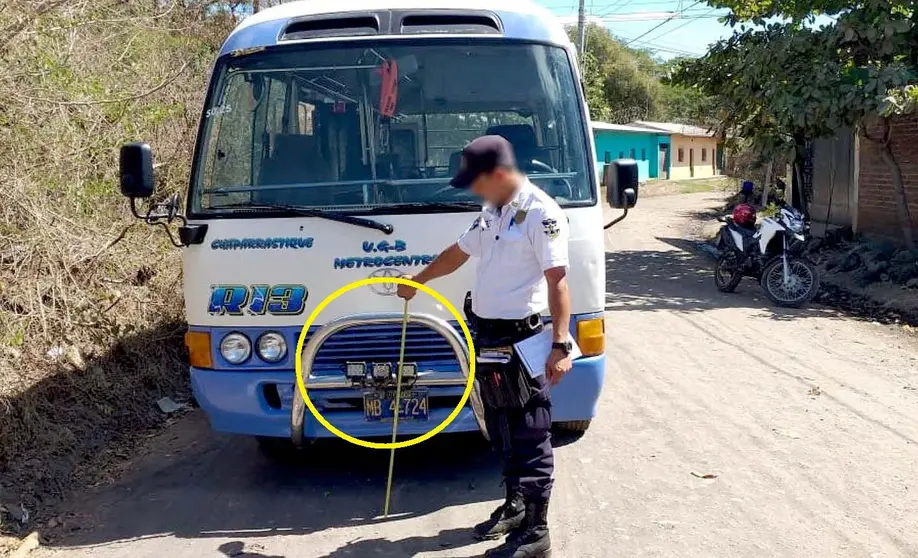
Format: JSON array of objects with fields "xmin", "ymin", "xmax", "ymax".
[{"xmin": 591, "ymin": 121, "xmax": 672, "ymax": 182}]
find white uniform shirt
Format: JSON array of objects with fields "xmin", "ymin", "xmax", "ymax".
[{"xmin": 456, "ymin": 180, "xmax": 570, "ymax": 320}]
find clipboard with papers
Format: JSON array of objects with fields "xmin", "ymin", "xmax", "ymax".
[{"xmin": 513, "ymin": 324, "xmax": 582, "ymax": 378}]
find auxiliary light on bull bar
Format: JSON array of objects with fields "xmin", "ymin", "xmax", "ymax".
[
  {"xmin": 345, "ymin": 361, "xmax": 367, "ymax": 381},
  {"xmin": 400, "ymin": 362, "xmax": 417, "ymax": 379},
  {"xmin": 372, "ymin": 362, "xmax": 392, "ymax": 380}
]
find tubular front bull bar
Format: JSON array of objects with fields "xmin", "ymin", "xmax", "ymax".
[{"xmin": 290, "ymin": 312, "xmax": 489, "ymax": 447}]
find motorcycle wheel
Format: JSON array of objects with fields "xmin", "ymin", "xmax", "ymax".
[
  {"xmin": 760, "ymin": 257, "xmax": 820, "ymax": 308},
  {"xmin": 714, "ymin": 252, "xmax": 743, "ymax": 293}
]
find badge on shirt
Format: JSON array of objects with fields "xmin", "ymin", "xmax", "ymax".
[
  {"xmin": 542, "ymin": 218, "xmax": 560, "ymax": 239},
  {"xmin": 468, "ymin": 216, "xmax": 491, "ymax": 232},
  {"xmin": 513, "ymin": 209, "xmax": 528, "ymax": 225}
]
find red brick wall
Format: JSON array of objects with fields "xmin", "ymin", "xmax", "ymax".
[{"xmin": 858, "ymin": 113, "xmax": 918, "ymax": 240}]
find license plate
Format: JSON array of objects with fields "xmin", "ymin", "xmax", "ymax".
[{"xmin": 363, "ymin": 389, "xmax": 429, "ymax": 422}]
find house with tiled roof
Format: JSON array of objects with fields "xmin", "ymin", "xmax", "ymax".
[{"xmin": 630, "ymin": 121, "xmax": 723, "ymax": 179}]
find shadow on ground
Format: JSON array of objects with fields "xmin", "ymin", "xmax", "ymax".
[
  {"xmin": 217, "ymin": 531, "xmax": 482, "ymax": 558},
  {"xmin": 0, "ymin": 319, "xmax": 189, "ymax": 534},
  {"xmin": 45, "ymin": 416, "xmax": 581, "ymax": 556},
  {"xmin": 678, "ymin": 207, "xmax": 726, "ymax": 223},
  {"xmin": 604, "ymin": 237, "xmax": 843, "ymax": 322},
  {"xmin": 313, "ymin": 528, "xmax": 479, "ymax": 558},
  {"xmin": 42, "ymin": 413, "xmax": 500, "ymax": 555},
  {"xmin": 23, "ymin": 330, "xmax": 579, "ymax": 556}
]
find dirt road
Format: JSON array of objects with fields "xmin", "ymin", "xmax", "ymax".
[{"xmin": 37, "ymin": 193, "xmax": 918, "ymax": 558}]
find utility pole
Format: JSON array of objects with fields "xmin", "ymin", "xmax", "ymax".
[{"xmin": 576, "ymin": 0, "xmax": 587, "ymax": 58}]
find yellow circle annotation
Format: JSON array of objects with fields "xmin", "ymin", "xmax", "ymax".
[{"xmin": 294, "ymin": 277, "xmax": 476, "ymax": 450}]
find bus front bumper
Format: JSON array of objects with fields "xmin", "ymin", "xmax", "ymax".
[{"xmin": 190, "ymin": 352, "xmax": 604, "ymax": 440}]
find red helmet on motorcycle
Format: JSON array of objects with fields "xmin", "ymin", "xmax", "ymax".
[{"xmin": 732, "ymin": 203, "xmax": 756, "ymax": 227}]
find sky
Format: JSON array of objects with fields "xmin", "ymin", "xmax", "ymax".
[{"xmin": 538, "ymin": 0, "xmax": 835, "ymax": 60}]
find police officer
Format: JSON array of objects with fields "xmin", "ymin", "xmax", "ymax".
[{"xmin": 397, "ymin": 135, "xmax": 572, "ymax": 558}]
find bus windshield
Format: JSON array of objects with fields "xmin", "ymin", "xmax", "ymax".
[{"xmin": 190, "ymin": 40, "xmax": 592, "ymax": 216}]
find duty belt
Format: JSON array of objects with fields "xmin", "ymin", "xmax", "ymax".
[{"xmin": 476, "ymin": 314, "xmax": 542, "ymax": 346}]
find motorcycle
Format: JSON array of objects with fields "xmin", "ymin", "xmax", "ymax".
[{"xmin": 714, "ymin": 203, "xmax": 820, "ymax": 308}]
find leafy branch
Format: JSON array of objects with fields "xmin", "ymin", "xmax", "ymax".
[{"xmin": 673, "ymin": 0, "xmax": 917, "ymax": 244}]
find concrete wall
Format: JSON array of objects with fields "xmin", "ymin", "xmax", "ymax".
[
  {"xmin": 857, "ymin": 114, "xmax": 918, "ymax": 240},
  {"xmin": 592, "ymin": 130, "xmax": 666, "ymax": 182},
  {"xmin": 669, "ymin": 135, "xmax": 720, "ymax": 180}
]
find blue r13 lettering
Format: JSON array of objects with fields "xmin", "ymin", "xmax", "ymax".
[{"xmin": 208, "ymin": 284, "xmax": 308, "ymax": 316}]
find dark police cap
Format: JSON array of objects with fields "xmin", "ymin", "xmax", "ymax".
[{"xmin": 450, "ymin": 135, "xmax": 517, "ymax": 188}]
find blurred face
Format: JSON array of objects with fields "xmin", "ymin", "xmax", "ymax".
[{"xmin": 470, "ymin": 167, "xmax": 518, "ymax": 205}]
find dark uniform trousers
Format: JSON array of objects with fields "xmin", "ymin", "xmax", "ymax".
[{"xmin": 475, "ymin": 318, "xmax": 554, "ymax": 503}]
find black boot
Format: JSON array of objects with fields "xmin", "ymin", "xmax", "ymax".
[
  {"xmin": 473, "ymin": 484, "xmax": 525, "ymax": 540},
  {"xmin": 484, "ymin": 499, "xmax": 551, "ymax": 558}
]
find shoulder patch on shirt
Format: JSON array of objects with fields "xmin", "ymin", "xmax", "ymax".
[
  {"xmin": 542, "ymin": 218, "xmax": 560, "ymax": 239},
  {"xmin": 467, "ymin": 218, "xmax": 480, "ymax": 232}
]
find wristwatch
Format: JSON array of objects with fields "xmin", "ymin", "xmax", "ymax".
[{"xmin": 552, "ymin": 341, "xmax": 572, "ymax": 356}]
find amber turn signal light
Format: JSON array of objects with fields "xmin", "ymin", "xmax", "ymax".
[
  {"xmin": 185, "ymin": 331, "xmax": 213, "ymax": 369},
  {"xmin": 576, "ymin": 318, "xmax": 605, "ymax": 357}
]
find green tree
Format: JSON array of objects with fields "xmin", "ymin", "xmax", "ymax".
[
  {"xmin": 572, "ymin": 24, "xmax": 714, "ymax": 125},
  {"xmin": 674, "ymin": 0, "xmax": 917, "ymax": 244},
  {"xmin": 571, "ymin": 24, "xmax": 663, "ymax": 123}
]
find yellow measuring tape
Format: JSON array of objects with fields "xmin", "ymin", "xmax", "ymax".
[{"xmin": 383, "ymin": 298, "xmax": 411, "ymax": 517}]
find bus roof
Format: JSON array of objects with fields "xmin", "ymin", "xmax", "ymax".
[{"xmin": 220, "ymin": 0, "xmax": 573, "ymax": 57}]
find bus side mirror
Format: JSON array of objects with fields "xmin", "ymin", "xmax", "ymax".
[
  {"xmin": 119, "ymin": 142, "xmax": 154, "ymax": 199},
  {"xmin": 117, "ymin": 141, "xmax": 206, "ymax": 247},
  {"xmin": 602, "ymin": 159, "xmax": 638, "ymax": 229},
  {"xmin": 603, "ymin": 159, "xmax": 639, "ymax": 209}
]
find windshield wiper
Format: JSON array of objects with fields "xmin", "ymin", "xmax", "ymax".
[
  {"xmin": 210, "ymin": 202, "xmax": 394, "ymax": 234},
  {"xmin": 370, "ymin": 201, "xmax": 481, "ymax": 213}
]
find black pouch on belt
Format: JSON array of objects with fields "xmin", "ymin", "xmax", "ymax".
[
  {"xmin": 476, "ymin": 348, "xmax": 537, "ymax": 410},
  {"xmin": 467, "ymin": 299, "xmax": 541, "ymax": 410}
]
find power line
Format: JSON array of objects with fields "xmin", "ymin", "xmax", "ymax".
[
  {"xmin": 592, "ymin": 11, "xmax": 725, "ymax": 21},
  {"xmin": 618, "ymin": 33, "xmax": 702, "ymax": 56},
  {"xmin": 617, "ymin": 33, "xmax": 702, "ymax": 56},
  {"xmin": 594, "ymin": 0, "xmax": 634, "ymax": 17},
  {"xmin": 557, "ymin": 12, "xmax": 723, "ymax": 25},
  {"xmin": 630, "ymin": 6, "xmax": 720, "ymax": 46},
  {"xmin": 630, "ymin": 42, "xmax": 701, "ymax": 57},
  {"xmin": 545, "ymin": 0, "xmax": 704, "ymax": 8},
  {"xmin": 621, "ymin": 0, "xmax": 703, "ymax": 45}
]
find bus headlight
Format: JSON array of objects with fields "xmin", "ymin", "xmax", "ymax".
[
  {"xmin": 256, "ymin": 332, "xmax": 287, "ymax": 363},
  {"xmin": 220, "ymin": 332, "xmax": 251, "ymax": 364}
]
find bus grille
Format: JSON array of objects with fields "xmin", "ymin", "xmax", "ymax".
[{"xmin": 306, "ymin": 322, "xmax": 466, "ymax": 375}]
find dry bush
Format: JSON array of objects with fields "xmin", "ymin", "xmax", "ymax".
[{"xmin": 0, "ymin": 0, "xmax": 240, "ymax": 516}]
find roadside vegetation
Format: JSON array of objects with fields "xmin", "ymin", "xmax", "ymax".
[
  {"xmin": 673, "ymin": 0, "xmax": 918, "ymax": 246},
  {"xmin": 572, "ymin": 24, "xmax": 712, "ymax": 125},
  {"xmin": 0, "ymin": 1, "xmax": 266, "ymax": 535}
]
